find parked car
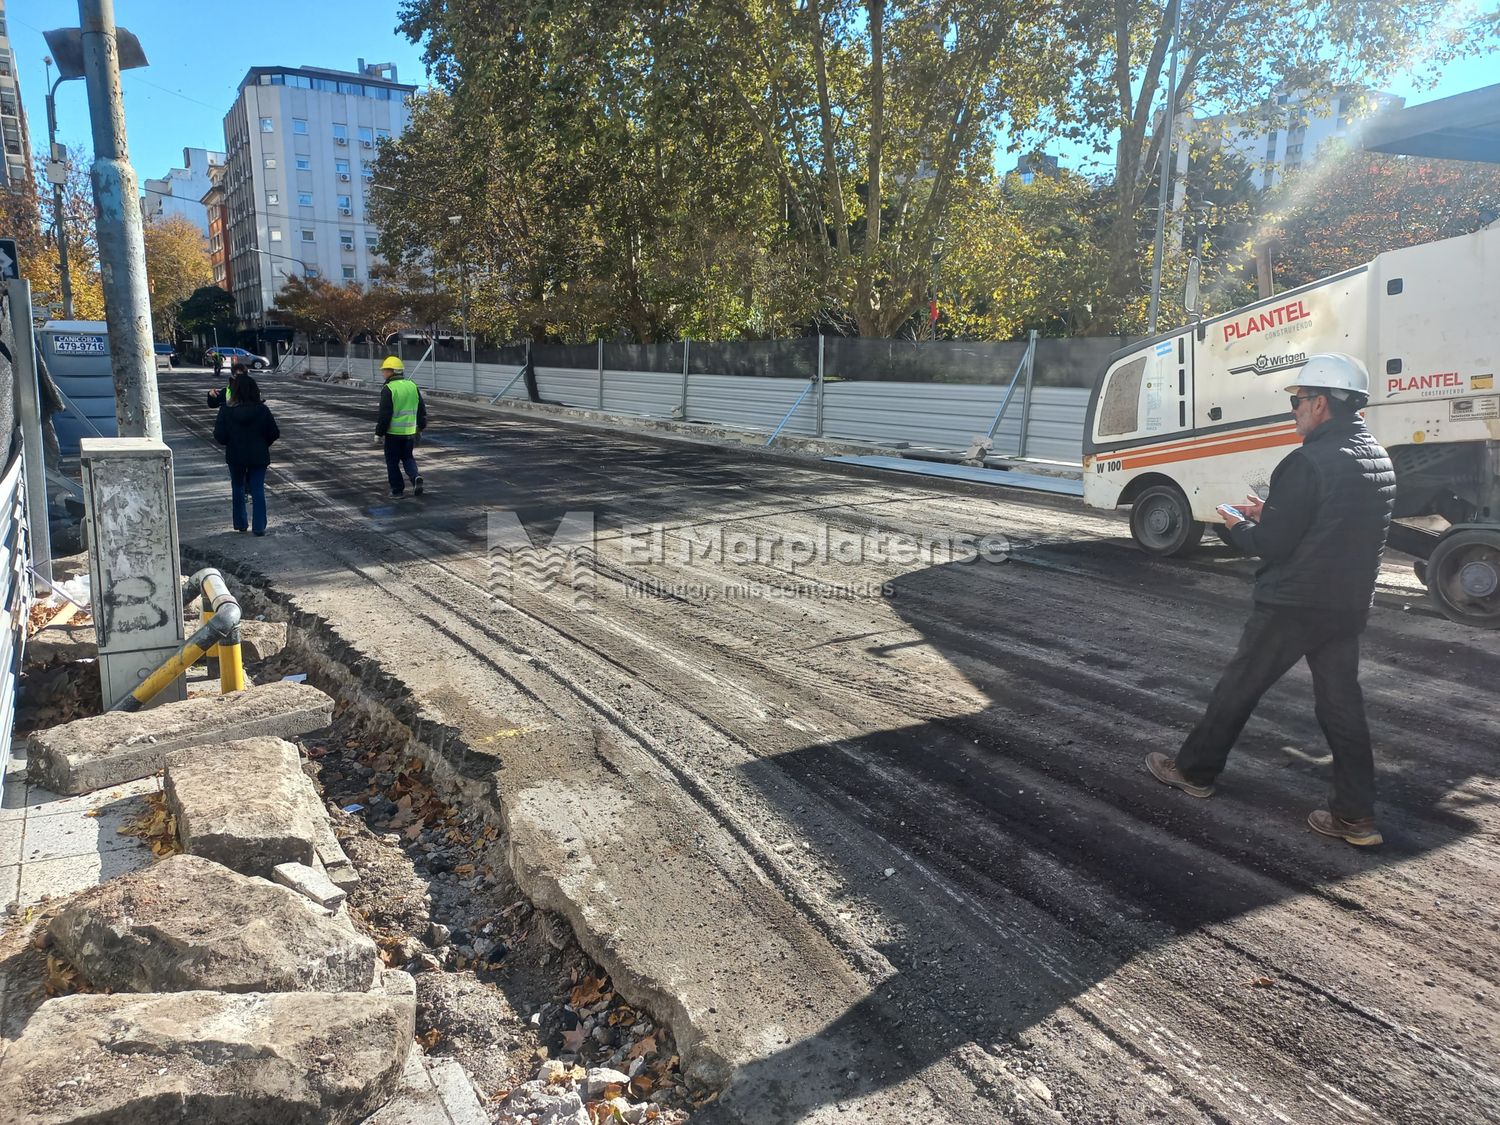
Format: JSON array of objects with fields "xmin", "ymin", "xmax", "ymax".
[
  {"xmin": 205, "ymin": 346, "xmax": 270, "ymax": 370},
  {"xmin": 153, "ymin": 341, "xmax": 175, "ymax": 371}
]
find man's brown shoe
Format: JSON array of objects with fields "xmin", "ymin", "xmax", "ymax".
[
  {"xmin": 1308, "ymin": 809, "xmax": 1383, "ymax": 847},
  {"xmin": 1146, "ymin": 752, "xmax": 1215, "ymax": 799}
]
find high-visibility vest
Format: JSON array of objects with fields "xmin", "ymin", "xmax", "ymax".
[
  {"xmin": 224, "ymin": 383, "xmax": 235, "ymax": 404},
  {"xmin": 387, "ymin": 377, "xmax": 420, "ymax": 436}
]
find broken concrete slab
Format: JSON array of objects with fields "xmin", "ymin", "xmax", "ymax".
[
  {"xmin": 0, "ymin": 988, "xmax": 413, "ymax": 1124},
  {"xmin": 165, "ymin": 736, "xmax": 322, "ymax": 877},
  {"xmin": 366, "ymin": 1051, "xmax": 489, "ymax": 1125},
  {"xmin": 26, "ymin": 680, "xmax": 334, "ymax": 794},
  {"xmin": 49, "ymin": 853, "xmax": 378, "ymax": 994},
  {"xmin": 23, "ymin": 623, "xmax": 97, "ymax": 668},
  {"xmin": 274, "ymin": 860, "xmax": 348, "ymax": 911}
]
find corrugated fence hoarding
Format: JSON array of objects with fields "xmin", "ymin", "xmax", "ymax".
[
  {"xmin": 0, "ymin": 453, "xmax": 30, "ymax": 747},
  {"xmin": 301, "ymin": 336, "xmax": 1132, "ymax": 464}
]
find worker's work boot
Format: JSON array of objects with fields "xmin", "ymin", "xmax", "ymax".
[
  {"xmin": 414, "ymin": 476, "xmax": 424, "ymax": 496},
  {"xmin": 1307, "ymin": 809, "xmax": 1383, "ymax": 847},
  {"xmin": 1145, "ymin": 752, "xmax": 1215, "ymax": 798}
]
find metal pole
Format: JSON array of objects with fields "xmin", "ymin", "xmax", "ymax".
[
  {"xmin": 466, "ymin": 263, "xmax": 477, "ymax": 394},
  {"xmin": 679, "ymin": 337, "xmax": 689, "ymax": 419},
  {"xmin": 45, "ymin": 82, "xmax": 75, "ymax": 320},
  {"xmin": 8, "ymin": 280, "xmax": 53, "ymax": 584},
  {"xmin": 596, "ymin": 339, "xmax": 604, "ymax": 408},
  {"xmin": 985, "ymin": 345, "xmax": 1031, "ymax": 441},
  {"xmin": 766, "ymin": 379, "xmax": 815, "ymax": 447},
  {"xmin": 79, "ymin": 0, "xmax": 160, "ymax": 440},
  {"xmin": 1146, "ymin": 0, "xmax": 1183, "ymax": 337},
  {"xmin": 815, "ymin": 335, "xmax": 826, "ymax": 438},
  {"xmin": 1017, "ymin": 329, "xmax": 1038, "ymax": 458}
]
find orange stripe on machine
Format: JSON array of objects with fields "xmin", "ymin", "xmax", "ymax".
[{"xmin": 1118, "ymin": 425, "xmax": 1300, "ymax": 471}]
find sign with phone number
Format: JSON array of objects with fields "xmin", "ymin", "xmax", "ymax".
[{"xmin": 52, "ymin": 334, "xmax": 109, "ymax": 355}]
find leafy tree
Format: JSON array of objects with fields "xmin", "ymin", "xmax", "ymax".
[
  {"xmin": 1270, "ymin": 148, "xmax": 1500, "ymax": 291},
  {"xmin": 272, "ymin": 276, "xmax": 370, "ymax": 348},
  {"xmin": 2, "ymin": 148, "xmax": 106, "ymax": 319},
  {"xmin": 142, "ymin": 215, "xmax": 212, "ymax": 340},
  {"xmin": 179, "ymin": 285, "xmax": 237, "ymax": 339},
  {"xmin": 1067, "ymin": 0, "xmax": 1492, "ymax": 331}
]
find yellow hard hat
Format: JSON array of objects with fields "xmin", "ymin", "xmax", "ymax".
[{"xmin": 381, "ymin": 356, "xmax": 405, "ymax": 373}]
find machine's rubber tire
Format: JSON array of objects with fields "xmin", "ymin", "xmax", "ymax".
[
  {"xmin": 1425, "ymin": 528, "xmax": 1500, "ymax": 628},
  {"xmin": 251, "ymin": 359, "xmax": 268, "ymax": 370},
  {"xmin": 1130, "ymin": 484, "xmax": 1204, "ymax": 558}
]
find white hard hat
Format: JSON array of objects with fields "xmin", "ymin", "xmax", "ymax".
[{"xmin": 1285, "ymin": 353, "xmax": 1370, "ymax": 398}]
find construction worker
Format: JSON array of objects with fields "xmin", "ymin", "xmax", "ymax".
[{"xmin": 375, "ymin": 356, "xmax": 427, "ymax": 497}]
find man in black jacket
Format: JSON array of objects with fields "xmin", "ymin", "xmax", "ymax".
[{"xmin": 1147, "ymin": 353, "xmax": 1396, "ymax": 846}]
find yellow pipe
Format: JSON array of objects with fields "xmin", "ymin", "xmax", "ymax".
[
  {"xmin": 219, "ymin": 640, "xmax": 245, "ymax": 693},
  {"xmin": 116, "ymin": 638, "xmax": 213, "ymax": 712}
]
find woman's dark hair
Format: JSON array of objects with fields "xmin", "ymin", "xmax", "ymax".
[{"xmin": 233, "ymin": 373, "xmax": 262, "ymax": 404}]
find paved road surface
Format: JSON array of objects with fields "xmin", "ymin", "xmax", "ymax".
[{"xmin": 163, "ymin": 371, "xmax": 1500, "ymax": 1124}]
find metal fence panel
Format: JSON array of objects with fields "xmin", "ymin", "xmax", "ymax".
[
  {"xmin": 535, "ymin": 366, "xmax": 599, "ymax": 407},
  {"xmin": 603, "ymin": 369, "xmax": 682, "ymax": 417},
  {"xmin": 689, "ymin": 374, "xmax": 817, "ymax": 434},
  {"xmin": 0, "ymin": 454, "xmax": 30, "ymax": 751},
  {"xmin": 821, "ymin": 382, "xmax": 1004, "ymax": 449}
]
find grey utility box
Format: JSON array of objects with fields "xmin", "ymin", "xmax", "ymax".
[{"xmin": 79, "ymin": 438, "xmax": 185, "ymax": 709}]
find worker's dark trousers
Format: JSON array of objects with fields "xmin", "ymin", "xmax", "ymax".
[
  {"xmin": 1175, "ymin": 605, "xmax": 1377, "ymax": 820},
  {"xmin": 383, "ymin": 434, "xmax": 419, "ymax": 495}
]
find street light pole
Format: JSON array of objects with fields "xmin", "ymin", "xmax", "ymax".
[
  {"xmin": 1146, "ymin": 0, "xmax": 1183, "ymax": 337},
  {"xmin": 43, "ymin": 61, "xmax": 76, "ymax": 319},
  {"xmin": 78, "ymin": 0, "xmax": 159, "ymax": 439}
]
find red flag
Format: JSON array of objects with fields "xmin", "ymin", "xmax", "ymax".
[{"xmin": 928, "ymin": 298, "xmax": 939, "ymax": 325}]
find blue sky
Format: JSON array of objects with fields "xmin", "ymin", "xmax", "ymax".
[
  {"xmin": 12, "ymin": 0, "xmax": 427, "ymax": 178},
  {"xmin": 9, "ymin": 0, "xmax": 1499, "ymax": 184}
]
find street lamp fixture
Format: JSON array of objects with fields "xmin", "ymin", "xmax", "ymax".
[{"xmin": 41, "ymin": 25, "xmax": 148, "ymax": 319}]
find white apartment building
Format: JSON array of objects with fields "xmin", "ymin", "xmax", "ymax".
[
  {"xmin": 220, "ymin": 60, "xmax": 415, "ymax": 330},
  {"xmin": 141, "ymin": 147, "xmax": 225, "ymax": 236},
  {"xmin": 1189, "ymin": 88, "xmax": 1405, "ymax": 191},
  {"xmin": 0, "ymin": 1, "xmax": 35, "ymax": 192}
]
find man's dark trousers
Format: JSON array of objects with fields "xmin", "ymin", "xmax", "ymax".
[
  {"xmin": 383, "ymin": 434, "xmax": 419, "ymax": 494},
  {"xmin": 1175, "ymin": 605, "xmax": 1375, "ymax": 820}
]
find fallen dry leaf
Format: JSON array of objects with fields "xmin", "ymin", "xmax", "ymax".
[
  {"xmin": 420, "ymin": 1028, "xmax": 442, "ymax": 1050},
  {"xmin": 572, "ymin": 974, "xmax": 609, "ymax": 1008},
  {"xmin": 629, "ymin": 1034, "xmax": 657, "ymax": 1060},
  {"xmin": 116, "ymin": 794, "xmax": 181, "ymax": 858},
  {"xmin": 1250, "ymin": 976, "xmax": 1276, "ymax": 988},
  {"xmin": 562, "ymin": 1025, "xmax": 588, "ymax": 1053}
]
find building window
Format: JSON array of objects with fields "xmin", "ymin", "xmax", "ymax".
[
  {"xmin": 332, "ymin": 123, "xmax": 348, "ymax": 143},
  {"xmin": 342, "ymin": 266, "xmax": 356, "ymax": 280},
  {"xmin": 365, "ymin": 233, "xmax": 378, "ymax": 249},
  {"xmin": 337, "ymin": 194, "xmax": 352, "ymax": 211},
  {"xmin": 293, "ymin": 118, "xmax": 308, "ymax": 135},
  {"xmin": 264, "ymin": 156, "xmax": 277, "ymax": 169},
  {"xmin": 339, "ymin": 230, "xmax": 355, "ymax": 250},
  {"xmin": 295, "ymin": 156, "xmax": 311, "ymax": 171},
  {"xmin": 376, "ymin": 128, "xmax": 391, "ymax": 144},
  {"xmin": 335, "ymin": 158, "xmax": 350, "ymax": 176},
  {"xmin": 298, "ymin": 191, "xmax": 314, "ymax": 205},
  {"xmin": 270, "ymin": 229, "xmax": 283, "ymax": 242},
  {"xmin": 260, "ymin": 117, "xmax": 274, "ymax": 133},
  {"xmin": 266, "ymin": 190, "xmax": 279, "ymax": 205},
  {"xmin": 358, "ymin": 126, "xmax": 374, "ymax": 147},
  {"xmin": 301, "ymin": 228, "xmax": 315, "ymax": 242},
  {"xmin": 360, "ymin": 163, "xmax": 374, "ymax": 180}
]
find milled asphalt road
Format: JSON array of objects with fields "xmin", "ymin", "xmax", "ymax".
[{"xmin": 161, "ymin": 369, "xmax": 1500, "ymax": 1124}]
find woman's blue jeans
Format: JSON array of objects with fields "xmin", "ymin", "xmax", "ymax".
[{"xmin": 229, "ymin": 465, "xmax": 268, "ymax": 534}]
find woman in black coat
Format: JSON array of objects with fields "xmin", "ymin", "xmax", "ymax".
[{"xmin": 212, "ymin": 374, "xmax": 280, "ymax": 535}]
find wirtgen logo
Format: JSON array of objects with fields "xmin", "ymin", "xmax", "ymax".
[{"xmin": 487, "ymin": 510, "xmax": 597, "ymax": 611}]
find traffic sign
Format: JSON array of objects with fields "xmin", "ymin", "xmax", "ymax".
[{"xmin": 0, "ymin": 239, "xmax": 17, "ymax": 280}]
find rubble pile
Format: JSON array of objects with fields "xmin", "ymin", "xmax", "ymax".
[{"xmin": 299, "ymin": 696, "xmax": 698, "ymax": 1123}]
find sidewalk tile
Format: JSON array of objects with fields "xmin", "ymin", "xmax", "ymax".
[
  {"xmin": 0, "ymin": 863, "xmax": 18, "ymax": 908},
  {"xmin": 0, "ymin": 818, "xmax": 20, "ymax": 866},
  {"xmin": 15, "ymin": 848, "xmax": 152, "ymax": 907},
  {"xmin": 21, "ymin": 797, "xmax": 152, "ymax": 863}
]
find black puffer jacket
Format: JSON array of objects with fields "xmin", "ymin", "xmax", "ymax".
[
  {"xmin": 213, "ymin": 402, "xmax": 281, "ymax": 469},
  {"xmin": 1231, "ymin": 417, "xmax": 1395, "ymax": 612}
]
